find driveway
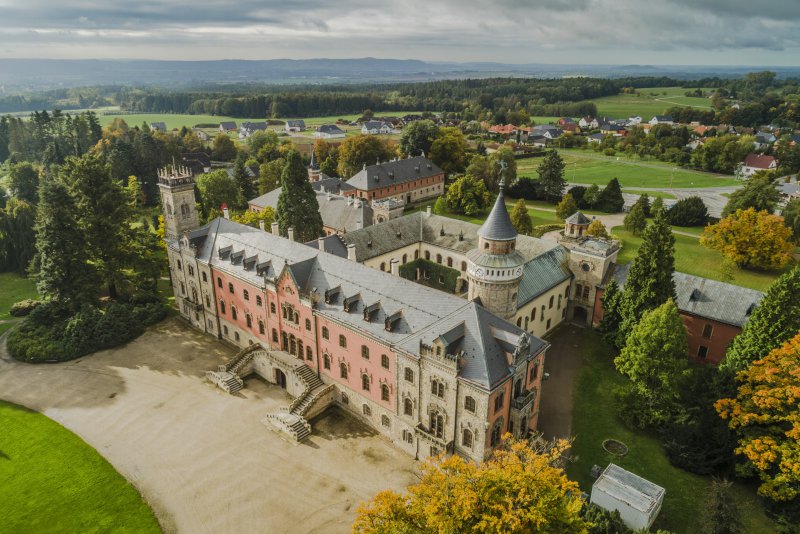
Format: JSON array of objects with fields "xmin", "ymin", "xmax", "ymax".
[
  {"xmin": 0, "ymin": 318, "xmax": 417, "ymax": 534},
  {"xmin": 537, "ymin": 324, "xmax": 586, "ymax": 441}
]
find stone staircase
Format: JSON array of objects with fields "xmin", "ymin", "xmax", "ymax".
[
  {"xmin": 262, "ymin": 412, "xmax": 312, "ymax": 442},
  {"xmin": 206, "ymin": 344, "xmax": 261, "ymax": 394}
]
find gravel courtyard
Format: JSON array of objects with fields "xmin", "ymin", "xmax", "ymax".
[{"xmin": 0, "ymin": 318, "xmax": 418, "ymax": 533}]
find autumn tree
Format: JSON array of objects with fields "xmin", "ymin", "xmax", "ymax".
[
  {"xmin": 586, "ymin": 219, "xmax": 609, "ymax": 238},
  {"xmin": 782, "ymin": 198, "xmax": 800, "ymax": 243},
  {"xmin": 510, "ymin": 198, "xmax": 533, "ymax": 235},
  {"xmin": 352, "ymin": 436, "xmax": 587, "ymax": 534},
  {"xmin": 537, "ymin": 150, "xmax": 566, "ymax": 203},
  {"xmin": 555, "ymin": 192, "xmax": 578, "ymax": 220},
  {"xmin": 231, "ymin": 207, "xmax": 275, "ymax": 229},
  {"xmin": 701, "ymin": 208, "xmax": 793, "ymax": 270},
  {"xmin": 211, "ymin": 134, "xmax": 237, "ymax": 161},
  {"xmin": 716, "ymin": 333, "xmax": 800, "ymax": 502},
  {"xmin": 276, "ymin": 151, "xmax": 323, "ymax": 242},
  {"xmin": 445, "ymin": 174, "xmax": 491, "ymax": 216},
  {"xmin": 721, "ymin": 265, "xmax": 800, "ymax": 373},
  {"xmin": 337, "ymin": 135, "xmax": 394, "ymax": 178},
  {"xmin": 623, "ymin": 202, "xmax": 647, "ymax": 235},
  {"xmin": 614, "ymin": 300, "xmax": 689, "ymax": 428},
  {"xmin": 721, "ymin": 171, "xmax": 781, "ymax": 216}
]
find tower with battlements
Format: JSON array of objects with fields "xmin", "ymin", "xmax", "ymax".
[{"xmin": 158, "ymin": 165, "xmax": 200, "ymax": 240}]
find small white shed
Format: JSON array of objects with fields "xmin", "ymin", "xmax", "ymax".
[{"xmin": 590, "ymin": 464, "xmax": 666, "ymax": 530}]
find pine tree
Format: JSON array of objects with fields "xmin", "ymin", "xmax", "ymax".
[
  {"xmin": 510, "ymin": 198, "xmax": 533, "ymax": 235},
  {"xmin": 700, "ymin": 479, "xmax": 742, "ymax": 534},
  {"xmin": 537, "ymin": 151, "xmax": 566, "ymax": 203},
  {"xmin": 599, "ymin": 280, "xmax": 624, "ymax": 348},
  {"xmin": 720, "ymin": 265, "xmax": 800, "ymax": 373},
  {"xmin": 619, "ymin": 207, "xmax": 676, "ymax": 340},
  {"xmin": 623, "ymin": 203, "xmax": 647, "ymax": 235},
  {"xmin": 34, "ymin": 176, "xmax": 98, "ymax": 307},
  {"xmin": 232, "ymin": 155, "xmax": 256, "ymax": 208},
  {"xmin": 632, "ymin": 193, "xmax": 651, "ymax": 217},
  {"xmin": 595, "ymin": 178, "xmax": 625, "ymax": 213},
  {"xmin": 555, "ymin": 192, "xmax": 578, "ymax": 220},
  {"xmin": 651, "ymin": 195, "xmax": 665, "ymax": 215},
  {"xmin": 276, "ymin": 151, "xmax": 323, "ymax": 243}
]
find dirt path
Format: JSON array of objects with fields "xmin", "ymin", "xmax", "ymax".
[{"xmin": 0, "ymin": 318, "xmax": 417, "ymax": 534}]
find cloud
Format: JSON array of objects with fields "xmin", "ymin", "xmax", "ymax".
[{"xmin": 0, "ymin": 0, "xmax": 797, "ymax": 63}]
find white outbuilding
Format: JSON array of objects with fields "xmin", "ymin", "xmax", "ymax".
[{"xmin": 590, "ymin": 464, "xmax": 666, "ymax": 530}]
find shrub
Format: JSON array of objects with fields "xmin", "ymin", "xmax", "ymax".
[
  {"xmin": 507, "ymin": 177, "xmax": 545, "ymax": 201},
  {"xmin": 532, "ymin": 224, "xmax": 563, "ymax": 238},
  {"xmin": 667, "ymin": 196, "xmax": 709, "ymax": 227},
  {"xmin": 9, "ymin": 299, "xmax": 41, "ymax": 317}
]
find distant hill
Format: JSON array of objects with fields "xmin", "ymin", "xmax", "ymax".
[{"xmin": 1, "ymin": 58, "xmax": 799, "ymax": 91}]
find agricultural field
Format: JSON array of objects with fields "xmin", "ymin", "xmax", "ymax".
[
  {"xmin": 518, "ymin": 149, "xmax": 740, "ymax": 189},
  {"xmin": 583, "ymin": 86, "xmax": 714, "ymax": 119}
]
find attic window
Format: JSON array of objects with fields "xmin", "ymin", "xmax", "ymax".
[
  {"xmin": 363, "ymin": 302, "xmax": 380, "ymax": 322},
  {"xmin": 373, "ymin": 175, "xmax": 380, "ymax": 181},
  {"xmin": 343, "ymin": 293, "xmax": 361, "ymax": 312},
  {"xmin": 689, "ymin": 288, "xmax": 702, "ymax": 301},
  {"xmin": 325, "ymin": 285, "xmax": 341, "ymax": 304},
  {"xmin": 385, "ymin": 311, "xmax": 402, "ymax": 332},
  {"xmin": 367, "ymin": 240, "xmax": 372, "ymax": 248},
  {"xmin": 396, "ymin": 231, "xmax": 402, "ymax": 238},
  {"xmin": 218, "ymin": 245, "xmax": 232, "ymax": 259},
  {"xmin": 256, "ymin": 260, "xmax": 271, "ymax": 277}
]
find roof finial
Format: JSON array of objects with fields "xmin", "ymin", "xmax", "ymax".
[{"xmin": 497, "ymin": 159, "xmax": 508, "ymax": 193}]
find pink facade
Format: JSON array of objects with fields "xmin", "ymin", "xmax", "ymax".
[{"xmin": 213, "ymin": 269, "xmax": 270, "ymax": 345}]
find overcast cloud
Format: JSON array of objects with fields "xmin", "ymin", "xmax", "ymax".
[{"xmin": 0, "ymin": 0, "xmax": 798, "ymax": 64}]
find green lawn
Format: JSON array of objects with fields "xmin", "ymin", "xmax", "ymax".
[
  {"xmin": 0, "ymin": 401, "xmax": 161, "ymax": 533},
  {"xmin": 612, "ymin": 226, "xmax": 787, "ymax": 291},
  {"xmin": 0, "ymin": 272, "xmax": 38, "ymax": 321},
  {"xmin": 624, "ymin": 189, "xmax": 676, "ymax": 200},
  {"xmin": 582, "ymin": 86, "xmax": 714, "ymax": 119},
  {"xmin": 517, "ymin": 149, "xmax": 740, "ymax": 189},
  {"xmin": 567, "ymin": 330, "xmax": 775, "ymax": 533}
]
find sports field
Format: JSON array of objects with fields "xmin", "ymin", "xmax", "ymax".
[{"xmin": 586, "ymin": 86, "xmax": 714, "ymax": 119}]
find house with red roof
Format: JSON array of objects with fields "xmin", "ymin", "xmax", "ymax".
[{"xmin": 741, "ymin": 153, "xmax": 777, "ymax": 178}]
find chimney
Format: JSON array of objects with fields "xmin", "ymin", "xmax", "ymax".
[
  {"xmin": 390, "ymin": 258, "xmax": 399, "ymax": 276},
  {"xmin": 356, "ymin": 218, "xmax": 363, "ymax": 230},
  {"xmin": 259, "ymin": 220, "xmax": 266, "ymax": 231},
  {"xmin": 347, "ymin": 244, "xmax": 357, "ymax": 262},
  {"xmin": 288, "ymin": 227, "xmax": 295, "ymax": 241},
  {"xmin": 271, "ymin": 222, "xmax": 279, "ymax": 235},
  {"xmin": 426, "ymin": 205, "xmax": 432, "ymax": 217},
  {"xmin": 317, "ymin": 237, "xmax": 325, "ymax": 251}
]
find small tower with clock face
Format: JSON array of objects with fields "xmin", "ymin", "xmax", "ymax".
[{"xmin": 466, "ymin": 179, "xmax": 525, "ymax": 321}]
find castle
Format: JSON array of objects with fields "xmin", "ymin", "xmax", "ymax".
[{"xmin": 159, "ymin": 166, "xmax": 619, "ymax": 462}]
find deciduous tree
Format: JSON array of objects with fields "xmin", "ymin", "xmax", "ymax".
[
  {"xmin": 399, "ymin": 120, "xmax": 440, "ymax": 157},
  {"xmin": 510, "ymin": 198, "xmax": 533, "ymax": 235},
  {"xmin": 716, "ymin": 333, "xmax": 800, "ymax": 502},
  {"xmin": 197, "ymin": 170, "xmax": 241, "ymax": 213},
  {"xmin": 445, "ymin": 174, "xmax": 491, "ymax": 216},
  {"xmin": 782, "ymin": 198, "xmax": 800, "ymax": 243},
  {"xmin": 337, "ymin": 135, "xmax": 394, "ymax": 178},
  {"xmin": 429, "ymin": 127, "xmax": 468, "ymax": 175},
  {"xmin": 8, "ymin": 162, "xmax": 39, "ymax": 204},
  {"xmin": 701, "ymin": 208, "xmax": 793, "ymax": 270},
  {"xmin": 722, "ymin": 171, "xmax": 781, "ymax": 216},
  {"xmin": 211, "ymin": 134, "xmax": 237, "ymax": 161},
  {"xmin": 555, "ymin": 192, "xmax": 578, "ymax": 220},
  {"xmin": 586, "ymin": 219, "xmax": 609, "ymax": 238}
]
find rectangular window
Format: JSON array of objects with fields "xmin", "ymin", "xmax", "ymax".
[
  {"xmin": 361, "ymin": 345, "xmax": 369, "ymax": 359},
  {"xmin": 702, "ymin": 324, "xmax": 713, "ymax": 339},
  {"xmin": 404, "ymin": 368, "xmax": 414, "ymax": 383},
  {"xmin": 494, "ymin": 392, "xmax": 504, "ymax": 413},
  {"xmin": 698, "ymin": 346, "xmax": 709, "ymax": 359},
  {"xmin": 322, "ymin": 327, "xmax": 329, "ymax": 340},
  {"xmin": 339, "ymin": 334, "xmax": 347, "ymax": 348},
  {"xmin": 381, "ymin": 354, "xmax": 389, "ymax": 369},
  {"xmin": 202, "ymin": 272, "xmax": 207, "ymax": 283}
]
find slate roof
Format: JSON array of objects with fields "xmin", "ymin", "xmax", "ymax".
[
  {"xmin": 286, "ymin": 120, "xmax": 306, "ymax": 128},
  {"xmin": 248, "ymin": 177, "xmax": 350, "ymax": 209},
  {"xmin": 169, "ymin": 217, "xmax": 545, "ymax": 390},
  {"xmin": 565, "ymin": 211, "xmax": 591, "ymax": 225},
  {"xmin": 150, "ymin": 122, "xmax": 167, "ymax": 131},
  {"xmin": 610, "ymin": 263, "xmax": 763, "ymax": 327},
  {"xmin": 249, "ymin": 188, "xmax": 371, "ymax": 233},
  {"xmin": 306, "ymin": 234, "xmax": 349, "ymax": 257},
  {"xmin": 241, "ymin": 122, "xmax": 267, "ymax": 131},
  {"xmin": 652, "ymin": 115, "xmax": 674, "ymax": 122},
  {"xmin": 346, "ymin": 156, "xmax": 443, "ymax": 191},
  {"xmin": 220, "ymin": 121, "xmax": 237, "ymax": 130},
  {"xmin": 182, "ymin": 152, "xmax": 211, "ymax": 168},
  {"xmin": 362, "ymin": 120, "xmax": 385, "ymax": 131},
  {"xmin": 477, "ymin": 185, "xmax": 517, "ymax": 241},
  {"xmin": 516, "ymin": 246, "xmax": 571, "ymax": 307},
  {"xmin": 317, "ymin": 124, "xmax": 345, "ymax": 135}
]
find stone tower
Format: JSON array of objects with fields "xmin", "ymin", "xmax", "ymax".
[
  {"xmin": 466, "ymin": 179, "xmax": 525, "ymax": 320},
  {"xmin": 308, "ymin": 149, "xmax": 321, "ymax": 181},
  {"xmin": 158, "ymin": 165, "xmax": 199, "ymax": 240}
]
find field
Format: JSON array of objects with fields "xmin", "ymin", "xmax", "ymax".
[
  {"xmin": 518, "ymin": 149, "xmax": 740, "ymax": 189},
  {"xmin": 584, "ymin": 86, "xmax": 714, "ymax": 119},
  {"xmin": 567, "ymin": 330, "xmax": 776, "ymax": 533},
  {"xmin": 0, "ymin": 401, "xmax": 161, "ymax": 533},
  {"xmin": 612, "ymin": 226, "xmax": 788, "ymax": 291}
]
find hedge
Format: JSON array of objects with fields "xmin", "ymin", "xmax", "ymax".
[
  {"xmin": 399, "ymin": 259, "xmax": 461, "ymax": 293},
  {"xmin": 10, "ymin": 299, "xmax": 41, "ymax": 317}
]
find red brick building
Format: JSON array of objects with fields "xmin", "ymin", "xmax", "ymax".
[{"xmin": 344, "ymin": 156, "xmax": 444, "ymax": 205}]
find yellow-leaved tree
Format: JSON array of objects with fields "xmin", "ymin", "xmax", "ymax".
[
  {"xmin": 700, "ymin": 208, "xmax": 793, "ymax": 270},
  {"xmin": 352, "ymin": 435, "xmax": 587, "ymax": 534},
  {"xmin": 716, "ymin": 332, "xmax": 800, "ymax": 502}
]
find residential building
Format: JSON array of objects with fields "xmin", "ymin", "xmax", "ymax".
[
  {"xmin": 239, "ymin": 122, "xmax": 268, "ymax": 139},
  {"xmin": 314, "ymin": 124, "xmax": 346, "ymax": 139},
  {"xmin": 343, "ymin": 156, "xmax": 445, "ymax": 205},
  {"xmin": 361, "ymin": 121, "xmax": 398, "ymax": 135},
  {"xmin": 649, "ymin": 115, "xmax": 674, "ymax": 126},
  {"xmin": 219, "ymin": 121, "xmax": 237, "ymax": 132},
  {"xmin": 285, "ymin": 120, "xmax": 306, "ymax": 132},
  {"xmin": 150, "ymin": 122, "xmax": 167, "ymax": 132},
  {"xmin": 741, "ymin": 153, "xmax": 778, "ymax": 178}
]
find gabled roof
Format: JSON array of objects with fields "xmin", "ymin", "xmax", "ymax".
[
  {"xmin": 183, "ymin": 152, "xmax": 211, "ymax": 168},
  {"xmin": 743, "ymin": 153, "xmax": 776, "ymax": 169},
  {"xmin": 346, "ymin": 156, "xmax": 443, "ymax": 191},
  {"xmin": 477, "ymin": 183, "xmax": 517, "ymax": 241},
  {"xmin": 286, "ymin": 120, "xmax": 306, "ymax": 128},
  {"xmin": 241, "ymin": 122, "xmax": 267, "ymax": 131},
  {"xmin": 652, "ymin": 115, "xmax": 674, "ymax": 122},
  {"xmin": 565, "ymin": 211, "xmax": 591, "ymax": 225},
  {"xmin": 220, "ymin": 121, "xmax": 237, "ymax": 129},
  {"xmin": 318, "ymin": 124, "xmax": 345, "ymax": 134}
]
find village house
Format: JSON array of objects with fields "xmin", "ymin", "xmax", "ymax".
[
  {"xmin": 361, "ymin": 121, "xmax": 399, "ymax": 135},
  {"xmin": 150, "ymin": 122, "xmax": 167, "ymax": 132},
  {"xmin": 649, "ymin": 115, "xmax": 674, "ymax": 126},
  {"xmin": 219, "ymin": 121, "xmax": 237, "ymax": 132},
  {"xmin": 314, "ymin": 124, "xmax": 346, "ymax": 139},
  {"xmin": 192, "ymin": 128, "xmax": 210, "ymax": 141},
  {"xmin": 182, "ymin": 152, "xmax": 212, "ymax": 176},
  {"xmin": 740, "ymin": 153, "xmax": 778, "ymax": 178},
  {"xmin": 343, "ymin": 156, "xmax": 445, "ymax": 205},
  {"xmin": 239, "ymin": 122, "xmax": 268, "ymax": 139},
  {"xmin": 285, "ymin": 120, "xmax": 306, "ymax": 133},
  {"xmin": 578, "ymin": 116, "xmax": 596, "ymax": 129}
]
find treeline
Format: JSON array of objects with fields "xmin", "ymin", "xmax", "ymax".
[{"xmin": 0, "ymin": 111, "xmax": 103, "ymax": 165}]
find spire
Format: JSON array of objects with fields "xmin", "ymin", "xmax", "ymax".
[
  {"xmin": 309, "ymin": 149, "xmax": 318, "ymax": 170},
  {"xmin": 477, "ymin": 177, "xmax": 517, "ymax": 241}
]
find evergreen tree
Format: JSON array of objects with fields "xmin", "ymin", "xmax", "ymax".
[
  {"xmin": 632, "ymin": 193, "xmax": 651, "ymax": 217},
  {"xmin": 700, "ymin": 479, "xmax": 742, "ymax": 534},
  {"xmin": 232, "ymin": 155, "xmax": 256, "ymax": 208},
  {"xmin": 667, "ymin": 196, "xmax": 709, "ymax": 226},
  {"xmin": 599, "ymin": 280, "xmax": 624, "ymax": 348},
  {"xmin": 594, "ymin": 178, "xmax": 625, "ymax": 213},
  {"xmin": 537, "ymin": 151, "xmax": 566, "ymax": 203},
  {"xmin": 34, "ymin": 176, "xmax": 98, "ymax": 307},
  {"xmin": 619, "ymin": 207, "xmax": 676, "ymax": 340},
  {"xmin": 276, "ymin": 151, "xmax": 323, "ymax": 243},
  {"xmin": 510, "ymin": 198, "xmax": 533, "ymax": 235},
  {"xmin": 623, "ymin": 203, "xmax": 647, "ymax": 235},
  {"xmin": 721, "ymin": 265, "xmax": 800, "ymax": 373},
  {"xmin": 555, "ymin": 192, "xmax": 578, "ymax": 220},
  {"xmin": 782, "ymin": 198, "xmax": 800, "ymax": 243},
  {"xmin": 8, "ymin": 162, "xmax": 40, "ymax": 204},
  {"xmin": 651, "ymin": 195, "xmax": 665, "ymax": 215},
  {"xmin": 583, "ymin": 184, "xmax": 600, "ymax": 208}
]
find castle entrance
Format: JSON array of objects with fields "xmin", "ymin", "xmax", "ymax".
[
  {"xmin": 275, "ymin": 368, "xmax": 287, "ymax": 389},
  {"xmin": 572, "ymin": 306, "xmax": 588, "ymax": 325}
]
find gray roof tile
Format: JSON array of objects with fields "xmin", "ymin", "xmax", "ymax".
[
  {"xmin": 346, "ymin": 156, "xmax": 442, "ymax": 191},
  {"xmin": 477, "ymin": 187, "xmax": 517, "ymax": 241}
]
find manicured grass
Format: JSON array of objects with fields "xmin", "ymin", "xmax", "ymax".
[
  {"xmin": 611, "ymin": 226, "xmax": 788, "ymax": 291},
  {"xmin": 624, "ymin": 189, "xmax": 677, "ymax": 200},
  {"xmin": 0, "ymin": 272, "xmax": 38, "ymax": 321},
  {"xmin": 517, "ymin": 149, "xmax": 740, "ymax": 189},
  {"xmin": 0, "ymin": 322, "xmax": 16, "ymax": 336},
  {"xmin": 567, "ymin": 329, "xmax": 776, "ymax": 533},
  {"xmin": 0, "ymin": 401, "xmax": 161, "ymax": 533},
  {"xmin": 581, "ymin": 86, "xmax": 714, "ymax": 119}
]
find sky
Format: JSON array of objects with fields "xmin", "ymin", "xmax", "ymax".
[{"xmin": 0, "ymin": 0, "xmax": 799, "ymax": 65}]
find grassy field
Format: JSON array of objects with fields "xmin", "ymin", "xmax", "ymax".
[
  {"xmin": 0, "ymin": 401, "xmax": 161, "ymax": 533},
  {"xmin": 612, "ymin": 226, "xmax": 787, "ymax": 291},
  {"xmin": 567, "ymin": 329, "xmax": 776, "ymax": 533},
  {"xmin": 517, "ymin": 149, "xmax": 740, "ymax": 189},
  {"xmin": 623, "ymin": 189, "xmax": 677, "ymax": 200},
  {"xmin": 584, "ymin": 86, "xmax": 714, "ymax": 119},
  {"xmin": 0, "ymin": 272, "xmax": 38, "ymax": 321}
]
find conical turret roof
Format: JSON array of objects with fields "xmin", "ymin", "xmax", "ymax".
[
  {"xmin": 477, "ymin": 179, "xmax": 517, "ymax": 241},
  {"xmin": 309, "ymin": 149, "xmax": 319, "ymax": 170}
]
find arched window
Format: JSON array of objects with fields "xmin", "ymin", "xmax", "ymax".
[
  {"xmin": 429, "ymin": 411, "xmax": 444, "ymax": 439},
  {"xmin": 340, "ymin": 362, "xmax": 348, "ymax": 379},
  {"xmin": 231, "ymin": 307, "xmax": 237, "ymax": 320},
  {"xmin": 361, "ymin": 374, "xmax": 370, "ymax": 391},
  {"xmin": 243, "ymin": 289, "xmax": 249, "ymax": 301},
  {"xmin": 341, "ymin": 392, "xmax": 349, "ymax": 404},
  {"xmin": 294, "ymin": 312, "xmax": 299, "ymax": 324},
  {"xmin": 414, "ymin": 250, "xmax": 420, "ymax": 260},
  {"xmin": 516, "ymin": 317, "xmax": 522, "ymax": 327},
  {"xmin": 558, "ymin": 295, "xmax": 562, "ymax": 309},
  {"xmin": 464, "ymin": 396, "xmax": 476, "ymax": 413},
  {"xmin": 404, "ymin": 398, "xmax": 413, "ymax": 416},
  {"xmin": 219, "ymin": 300, "xmax": 226, "ymax": 314},
  {"xmin": 202, "ymin": 272, "xmax": 208, "ymax": 283},
  {"xmin": 381, "ymin": 354, "xmax": 389, "ymax": 369},
  {"xmin": 180, "ymin": 203, "xmax": 190, "ymax": 219},
  {"xmin": 531, "ymin": 308, "xmax": 536, "ymax": 320},
  {"xmin": 272, "ymin": 329, "xmax": 278, "ymax": 342},
  {"xmin": 484, "ymin": 242, "xmax": 490, "ymax": 250},
  {"xmin": 245, "ymin": 314, "xmax": 252, "ymax": 328},
  {"xmin": 436, "ymin": 254, "xmax": 442, "ymax": 264},
  {"xmin": 362, "ymin": 404, "xmax": 371, "ymax": 416},
  {"xmin": 431, "ymin": 379, "xmax": 444, "ymax": 398},
  {"xmin": 258, "ymin": 320, "xmax": 265, "ymax": 335},
  {"xmin": 514, "ymin": 378, "xmax": 523, "ymax": 398},
  {"xmin": 490, "ymin": 420, "xmax": 503, "ymax": 446},
  {"xmin": 270, "ymin": 302, "xmax": 276, "ymax": 314},
  {"xmin": 381, "ymin": 384, "xmax": 390, "ymax": 401},
  {"xmin": 564, "ymin": 286, "xmax": 570, "ymax": 298},
  {"xmin": 462, "ymin": 429, "xmax": 473, "ymax": 448},
  {"xmin": 256, "ymin": 295, "xmax": 262, "ymax": 307},
  {"xmin": 323, "ymin": 353, "xmax": 331, "ymax": 369},
  {"xmin": 339, "ymin": 335, "xmax": 347, "ymax": 348},
  {"xmin": 228, "ymin": 282, "xmax": 234, "ymax": 294},
  {"xmin": 402, "ymin": 254, "xmax": 408, "ymax": 263},
  {"xmin": 381, "ymin": 415, "xmax": 390, "ymax": 428},
  {"xmin": 322, "ymin": 326, "xmax": 329, "ymax": 339},
  {"xmin": 540, "ymin": 305, "xmax": 545, "ymax": 321},
  {"xmin": 446, "ymin": 257, "xmax": 453, "ymax": 267},
  {"xmin": 461, "ymin": 261, "xmax": 467, "ymax": 271},
  {"xmin": 549, "ymin": 295, "xmax": 554, "ymax": 309},
  {"xmin": 424, "ymin": 251, "xmax": 430, "ymax": 260},
  {"xmin": 305, "ymin": 318, "xmax": 311, "ymax": 331}
]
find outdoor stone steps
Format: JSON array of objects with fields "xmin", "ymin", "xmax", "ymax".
[
  {"xmin": 293, "ymin": 364, "xmax": 324, "ymax": 390},
  {"xmin": 262, "ymin": 412, "xmax": 312, "ymax": 442}
]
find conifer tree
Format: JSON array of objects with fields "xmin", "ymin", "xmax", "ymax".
[
  {"xmin": 276, "ymin": 151, "xmax": 323, "ymax": 243},
  {"xmin": 537, "ymin": 151, "xmax": 566, "ymax": 203},
  {"xmin": 510, "ymin": 198, "xmax": 533, "ymax": 235},
  {"xmin": 623, "ymin": 202, "xmax": 647, "ymax": 235},
  {"xmin": 632, "ymin": 193, "xmax": 651, "ymax": 217},
  {"xmin": 555, "ymin": 192, "xmax": 578, "ymax": 220},
  {"xmin": 720, "ymin": 265, "xmax": 800, "ymax": 373},
  {"xmin": 595, "ymin": 177, "xmax": 625, "ymax": 213},
  {"xmin": 599, "ymin": 280, "xmax": 624, "ymax": 347},
  {"xmin": 618, "ymin": 207, "xmax": 676, "ymax": 340},
  {"xmin": 34, "ymin": 176, "xmax": 98, "ymax": 307},
  {"xmin": 700, "ymin": 479, "xmax": 742, "ymax": 534},
  {"xmin": 651, "ymin": 195, "xmax": 664, "ymax": 215},
  {"xmin": 232, "ymin": 155, "xmax": 256, "ymax": 208}
]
